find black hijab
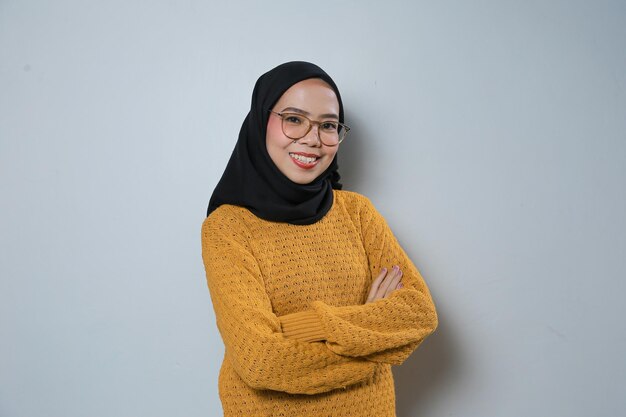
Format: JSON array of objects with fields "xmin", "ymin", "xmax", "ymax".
[{"xmin": 206, "ymin": 61, "xmax": 344, "ymax": 225}]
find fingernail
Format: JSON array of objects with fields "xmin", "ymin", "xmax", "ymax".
[
  {"xmin": 381, "ymin": 267, "xmax": 387, "ymax": 272},
  {"xmin": 393, "ymin": 265, "xmax": 399, "ymax": 270}
]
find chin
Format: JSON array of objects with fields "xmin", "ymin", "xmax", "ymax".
[{"xmin": 285, "ymin": 165, "xmax": 331, "ymax": 184}]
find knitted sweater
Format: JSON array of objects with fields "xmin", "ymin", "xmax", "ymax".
[{"xmin": 200, "ymin": 190, "xmax": 438, "ymax": 417}]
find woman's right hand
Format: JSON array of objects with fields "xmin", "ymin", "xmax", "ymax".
[{"xmin": 365, "ymin": 266, "xmax": 403, "ymax": 303}]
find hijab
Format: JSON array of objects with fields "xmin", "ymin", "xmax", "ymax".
[{"xmin": 206, "ymin": 61, "xmax": 344, "ymax": 225}]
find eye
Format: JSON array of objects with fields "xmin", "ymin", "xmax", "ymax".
[
  {"xmin": 284, "ymin": 114, "xmax": 304, "ymax": 125},
  {"xmin": 321, "ymin": 121, "xmax": 338, "ymax": 132}
]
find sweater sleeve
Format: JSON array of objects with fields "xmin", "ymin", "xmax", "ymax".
[
  {"xmin": 201, "ymin": 207, "xmax": 378, "ymax": 395},
  {"xmin": 278, "ymin": 194, "xmax": 438, "ymax": 365}
]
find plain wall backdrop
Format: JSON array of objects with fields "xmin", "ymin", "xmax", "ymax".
[{"xmin": 1, "ymin": 0, "xmax": 625, "ymax": 416}]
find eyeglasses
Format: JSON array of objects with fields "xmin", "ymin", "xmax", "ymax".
[{"xmin": 268, "ymin": 110, "xmax": 350, "ymax": 146}]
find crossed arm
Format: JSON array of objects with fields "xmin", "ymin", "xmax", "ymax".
[
  {"xmin": 278, "ymin": 195, "xmax": 438, "ymax": 364},
  {"xmin": 201, "ymin": 199, "xmax": 437, "ymax": 394}
]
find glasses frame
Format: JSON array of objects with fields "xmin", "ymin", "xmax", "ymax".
[{"xmin": 268, "ymin": 110, "xmax": 351, "ymax": 146}]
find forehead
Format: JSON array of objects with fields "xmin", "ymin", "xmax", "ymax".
[{"xmin": 274, "ymin": 78, "xmax": 339, "ymax": 111}]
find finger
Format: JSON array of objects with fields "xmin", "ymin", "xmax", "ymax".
[
  {"xmin": 374, "ymin": 267, "xmax": 396, "ymax": 299},
  {"xmin": 384, "ymin": 269, "xmax": 403, "ymax": 297},
  {"xmin": 366, "ymin": 268, "xmax": 387, "ymax": 303},
  {"xmin": 381, "ymin": 268, "xmax": 401, "ymax": 298},
  {"xmin": 375, "ymin": 266, "xmax": 400, "ymax": 299},
  {"xmin": 367, "ymin": 268, "xmax": 388, "ymax": 303}
]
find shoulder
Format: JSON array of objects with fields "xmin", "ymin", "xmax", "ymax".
[
  {"xmin": 334, "ymin": 189, "xmax": 381, "ymax": 218},
  {"xmin": 333, "ymin": 190, "xmax": 388, "ymax": 234},
  {"xmin": 334, "ymin": 189, "xmax": 375, "ymax": 212},
  {"xmin": 201, "ymin": 204, "xmax": 256, "ymax": 246},
  {"xmin": 203, "ymin": 204, "xmax": 241, "ymax": 231}
]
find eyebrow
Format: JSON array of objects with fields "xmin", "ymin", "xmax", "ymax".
[{"xmin": 281, "ymin": 107, "xmax": 339, "ymax": 120}]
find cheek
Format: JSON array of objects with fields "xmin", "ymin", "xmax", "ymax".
[
  {"xmin": 323, "ymin": 146, "xmax": 338, "ymax": 162},
  {"xmin": 266, "ymin": 117, "xmax": 286, "ymax": 148},
  {"xmin": 265, "ymin": 118, "xmax": 290, "ymax": 171}
]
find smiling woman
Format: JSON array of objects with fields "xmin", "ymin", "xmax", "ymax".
[
  {"xmin": 265, "ymin": 78, "xmax": 341, "ymax": 184},
  {"xmin": 201, "ymin": 61, "xmax": 438, "ymax": 417}
]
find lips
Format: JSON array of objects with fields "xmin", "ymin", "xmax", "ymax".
[{"xmin": 289, "ymin": 152, "xmax": 320, "ymax": 169}]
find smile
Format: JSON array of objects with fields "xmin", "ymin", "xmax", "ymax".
[{"xmin": 289, "ymin": 153, "xmax": 320, "ymax": 169}]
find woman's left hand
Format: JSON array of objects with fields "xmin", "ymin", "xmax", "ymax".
[{"xmin": 365, "ymin": 266, "xmax": 403, "ymax": 303}]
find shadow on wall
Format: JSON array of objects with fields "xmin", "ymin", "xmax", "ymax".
[
  {"xmin": 394, "ymin": 314, "xmax": 456, "ymax": 416},
  {"xmin": 336, "ymin": 110, "xmax": 366, "ymax": 192},
  {"xmin": 341, "ymin": 111, "xmax": 456, "ymax": 415}
]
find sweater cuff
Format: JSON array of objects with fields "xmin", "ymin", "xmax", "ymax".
[{"xmin": 279, "ymin": 310, "xmax": 327, "ymax": 342}]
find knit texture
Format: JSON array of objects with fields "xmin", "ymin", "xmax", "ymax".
[{"xmin": 201, "ymin": 190, "xmax": 438, "ymax": 416}]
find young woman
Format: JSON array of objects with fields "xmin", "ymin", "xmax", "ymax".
[{"xmin": 201, "ymin": 61, "xmax": 438, "ymax": 416}]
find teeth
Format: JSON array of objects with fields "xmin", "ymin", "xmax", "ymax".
[{"xmin": 290, "ymin": 153, "xmax": 318, "ymax": 164}]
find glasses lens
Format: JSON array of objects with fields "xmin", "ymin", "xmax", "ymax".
[
  {"xmin": 282, "ymin": 114, "xmax": 310, "ymax": 139},
  {"xmin": 319, "ymin": 121, "xmax": 340, "ymax": 146},
  {"xmin": 337, "ymin": 125, "xmax": 349, "ymax": 144}
]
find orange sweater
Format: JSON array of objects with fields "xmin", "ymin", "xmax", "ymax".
[{"xmin": 200, "ymin": 190, "xmax": 438, "ymax": 416}]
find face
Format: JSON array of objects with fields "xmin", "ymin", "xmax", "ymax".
[{"xmin": 266, "ymin": 78, "xmax": 340, "ymax": 184}]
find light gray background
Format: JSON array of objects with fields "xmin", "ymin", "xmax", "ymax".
[{"xmin": 1, "ymin": 0, "xmax": 625, "ymax": 416}]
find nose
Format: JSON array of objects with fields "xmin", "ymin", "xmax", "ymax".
[{"xmin": 296, "ymin": 124, "xmax": 322, "ymax": 147}]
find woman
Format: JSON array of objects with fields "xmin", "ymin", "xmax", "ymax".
[{"xmin": 201, "ymin": 61, "xmax": 438, "ymax": 416}]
